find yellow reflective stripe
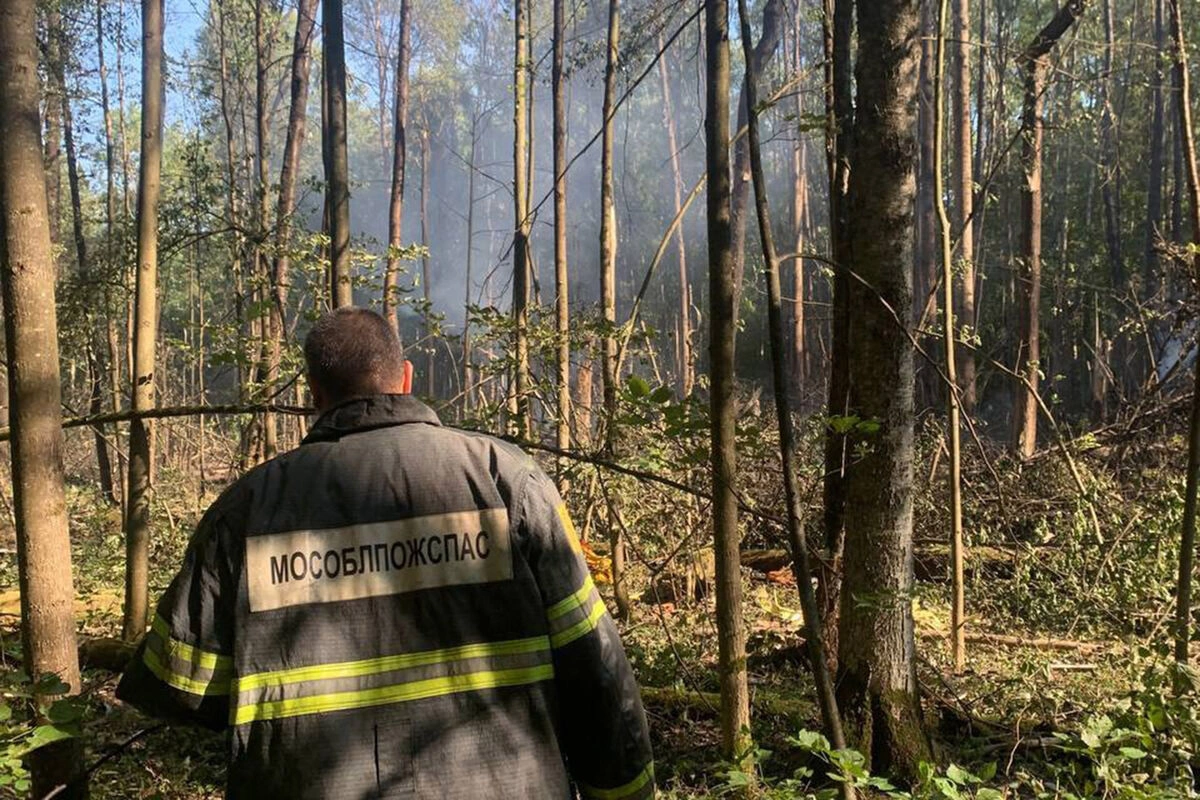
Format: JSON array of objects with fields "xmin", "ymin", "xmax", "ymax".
[
  {"xmin": 234, "ymin": 664, "xmax": 555, "ymax": 725},
  {"xmin": 550, "ymin": 597, "xmax": 606, "ymax": 648},
  {"xmin": 579, "ymin": 763, "xmax": 655, "ymax": 800},
  {"xmin": 151, "ymin": 615, "xmax": 232, "ymax": 672},
  {"xmin": 546, "ymin": 574, "xmax": 596, "ymax": 622},
  {"xmin": 234, "ymin": 636, "xmax": 551, "ymax": 693},
  {"xmin": 557, "ymin": 503, "xmax": 583, "ymax": 554},
  {"xmin": 143, "ymin": 646, "xmax": 230, "ymax": 697}
]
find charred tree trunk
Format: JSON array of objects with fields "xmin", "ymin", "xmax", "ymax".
[
  {"xmin": 1169, "ymin": 0, "xmax": 1200, "ymax": 664},
  {"xmin": 0, "ymin": 1, "xmax": 85, "ymax": 792},
  {"xmin": 706, "ymin": 0, "xmax": 751, "ymax": 764},
  {"xmin": 324, "ymin": 0, "xmax": 352, "ymax": 307},
  {"xmin": 835, "ymin": 0, "xmax": 933, "ymax": 778},
  {"xmin": 384, "ymin": 0, "xmax": 411, "ymax": 330},
  {"xmin": 1012, "ymin": 1, "xmax": 1086, "ymax": 460},
  {"xmin": 268, "ymin": 0, "xmax": 318, "ymax": 457},
  {"xmin": 123, "ymin": 0, "xmax": 164, "ymax": 643}
]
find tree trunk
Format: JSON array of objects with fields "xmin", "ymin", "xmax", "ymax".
[
  {"xmin": 737, "ymin": 0, "xmax": 849, "ymax": 768},
  {"xmin": 835, "ymin": 0, "xmax": 932, "ymax": 778},
  {"xmin": 789, "ymin": 18, "xmax": 807, "ymax": 402},
  {"xmin": 728, "ymin": 0, "xmax": 784, "ymax": 308},
  {"xmin": 1099, "ymin": 0, "xmax": 1122, "ymax": 289},
  {"xmin": 324, "ymin": 0, "xmax": 352, "ymax": 307},
  {"xmin": 420, "ymin": 125, "xmax": 434, "ymax": 396},
  {"xmin": 254, "ymin": 0, "xmax": 277, "ymax": 458},
  {"xmin": 267, "ymin": 0, "xmax": 318, "ymax": 460},
  {"xmin": 1169, "ymin": 0, "xmax": 1200, "ymax": 664},
  {"xmin": 384, "ymin": 0, "xmax": 411, "ymax": 330},
  {"xmin": 1145, "ymin": 0, "xmax": 1165, "ymax": 335},
  {"xmin": 935, "ymin": 0, "xmax": 967, "ymax": 675},
  {"xmin": 123, "ymin": 0, "xmax": 164, "ymax": 643},
  {"xmin": 1012, "ymin": 1, "xmax": 1085, "ymax": 460},
  {"xmin": 462, "ymin": 109, "xmax": 479, "ymax": 413},
  {"xmin": 553, "ymin": 0, "xmax": 571, "ymax": 484},
  {"xmin": 820, "ymin": 0, "xmax": 853, "ymax": 675},
  {"xmin": 706, "ymin": 0, "xmax": 751, "ymax": 764},
  {"xmin": 0, "ymin": 1, "xmax": 85, "ymax": 793},
  {"xmin": 599, "ymin": 0, "xmax": 629, "ymax": 618},
  {"xmin": 43, "ymin": 6, "xmax": 63, "ymax": 251},
  {"xmin": 953, "ymin": 0, "xmax": 976, "ymax": 412},
  {"xmin": 512, "ymin": 0, "xmax": 532, "ymax": 435},
  {"xmin": 658, "ymin": 35, "xmax": 692, "ymax": 399}
]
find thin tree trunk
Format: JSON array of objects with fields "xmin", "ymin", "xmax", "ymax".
[
  {"xmin": 512, "ymin": 0, "xmax": 532, "ymax": 435},
  {"xmin": 267, "ymin": 0, "xmax": 318, "ymax": 460},
  {"xmin": 737, "ymin": 0, "xmax": 850, "ymax": 770},
  {"xmin": 255, "ymin": 0, "xmax": 277, "ymax": 458},
  {"xmin": 790, "ymin": 18, "xmax": 807, "ymax": 402},
  {"xmin": 553, "ymin": 0, "xmax": 571, "ymax": 483},
  {"xmin": 706, "ymin": 0, "xmax": 751, "ymax": 764},
  {"xmin": 43, "ymin": 7, "xmax": 63, "ymax": 251},
  {"xmin": 324, "ymin": 0, "xmax": 352, "ymax": 307},
  {"xmin": 1168, "ymin": 0, "xmax": 1200, "ymax": 664},
  {"xmin": 123, "ymin": 0, "xmax": 164, "ymax": 643},
  {"xmin": 1013, "ymin": 1, "xmax": 1085, "ymax": 460},
  {"xmin": 462, "ymin": 109, "xmax": 479, "ymax": 413},
  {"xmin": 420, "ymin": 126, "xmax": 434, "ymax": 396},
  {"xmin": 820, "ymin": 0, "xmax": 853, "ymax": 675},
  {"xmin": 384, "ymin": 0, "xmax": 411, "ymax": 329},
  {"xmin": 658, "ymin": 36, "xmax": 692, "ymax": 399},
  {"xmin": 1099, "ymin": 0, "xmax": 1122, "ymax": 288},
  {"xmin": 1145, "ymin": 0, "xmax": 1165, "ymax": 329},
  {"xmin": 953, "ymin": 0, "xmax": 976, "ymax": 412},
  {"xmin": 599, "ymin": 0, "xmax": 629, "ymax": 618},
  {"xmin": 0, "ymin": 1, "xmax": 85, "ymax": 791},
  {"xmin": 935, "ymin": 0, "xmax": 967, "ymax": 675},
  {"xmin": 835, "ymin": 0, "xmax": 932, "ymax": 778}
]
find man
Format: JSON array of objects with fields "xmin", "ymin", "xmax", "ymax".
[{"xmin": 117, "ymin": 307, "xmax": 654, "ymax": 799}]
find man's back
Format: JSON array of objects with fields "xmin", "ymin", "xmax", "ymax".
[{"xmin": 118, "ymin": 395, "xmax": 653, "ymax": 800}]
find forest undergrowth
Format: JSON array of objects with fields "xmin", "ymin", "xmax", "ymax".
[{"xmin": 0, "ymin": 388, "xmax": 1195, "ymax": 799}]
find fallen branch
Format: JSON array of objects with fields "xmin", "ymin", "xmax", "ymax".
[{"xmin": 918, "ymin": 629, "xmax": 1106, "ymax": 652}]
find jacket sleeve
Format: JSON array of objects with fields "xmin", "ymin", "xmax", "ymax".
[
  {"xmin": 518, "ymin": 469, "xmax": 655, "ymax": 800},
  {"xmin": 115, "ymin": 509, "xmax": 236, "ymax": 731}
]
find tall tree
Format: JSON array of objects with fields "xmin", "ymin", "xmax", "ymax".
[
  {"xmin": 599, "ymin": 0, "xmax": 629, "ymax": 617},
  {"xmin": 1098, "ymin": 0, "xmax": 1121, "ymax": 288},
  {"xmin": 552, "ymin": 0, "xmax": 571, "ymax": 475},
  {"xmin": 706, "ymin": 0, "xmax": 751, "ymax": 765},
  {"xmin": 122, "ymin": 0, "xmax": 164, "ymax": 642},
  {"xmin": 384, "ymin": 0, "xmax": 411, "ymax": 330},
  {"xmin": 953, "ymin": 0, "xmax": 976, "ymax": 411},
  {"xmin": 1169, "ymin": 0, "xmax": 1200, "ymax": 664},
  {"xmin": 1012, "ymin": 1, "xmax": 1086, "ymax": 460},
  {"xmin": 657, "ymin": 35, "xmax": 692, "ymax": 399},
  {"xmin": 935, "ymin": 0, "xmax": 967, "ymax": 674},
  {"xmin": 1145, "ymin": 0, "xmax": 1166, "ymax": 317},
  {"xmin": 0, "ymin": 1, "xmax": 85, "ymax": 793},
  {"xmin": 834, "ymin": 0, "xmax": 932, "ymax": 776},
  {"xmin": 267, "ymin": 0, "xmax": 319, "ymax": 458},
  {"xmin": 512, "ymin": 0, "xmax": 532, "ymax": 434},
  {"xmin": 324, "ymin": 0, "xmax": 353, "ymax": 307},
  {"xmin": 737, "ymin": 0, "xmax": 849, "ymax": 767}
]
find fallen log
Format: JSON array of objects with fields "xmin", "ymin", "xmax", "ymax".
[
  {"xmin": 79, "ymin": 637, "xmax": 137, "ymax": 672},
  {"xmin": 918, "ymin": 629, "xmax": 1105, "ymax": 652}
]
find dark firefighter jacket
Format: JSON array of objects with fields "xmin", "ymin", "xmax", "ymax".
[{"xmin": 116, "ymin": 394, "xmax": 654, "ymax": 800}]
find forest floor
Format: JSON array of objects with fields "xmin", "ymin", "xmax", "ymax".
[{"xmin": 0, "ymin": 402, "xmax": 1195, "ymax": 798}]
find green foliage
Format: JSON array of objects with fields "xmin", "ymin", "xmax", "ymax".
[{"xmin": 0, "ymin": 672, "xmax": 84, "ymax": 796}]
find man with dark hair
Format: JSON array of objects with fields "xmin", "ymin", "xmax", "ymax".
[{"xmin": 117, "ymin": 307, "xmax": 654, "ymax": 799}]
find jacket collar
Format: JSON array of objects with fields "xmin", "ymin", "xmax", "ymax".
[{"xmin": 302, "ymin": 394, "xmax": 441, "ymax": 444}]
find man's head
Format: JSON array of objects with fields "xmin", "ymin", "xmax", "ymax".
[{"xmin": 304, "ymin": 307, "xmax": 409, "ymax": 412}]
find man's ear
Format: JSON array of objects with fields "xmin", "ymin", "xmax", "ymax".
[{"xmin": 400, "ymin": 361, "xmax": 413, "ymax": 394}]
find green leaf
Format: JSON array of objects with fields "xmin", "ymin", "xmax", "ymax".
[
  {"xmin": 976, "ymin": 761, "xmax": 997, "ymax": 782},
  {"xmin": 1118, "ymin": 746, "xmax": 1147, "ymax": 760},
  {"xmin": 649, "ymin": 386, "xmax": 673, "ymax": 404},
  {"xmin": 945, "ymin": 764, "xmax": 972, "ymax": 785},
  {"xmin": 627, "ymin": 376, "xmax": 650, "ymax": 398}
]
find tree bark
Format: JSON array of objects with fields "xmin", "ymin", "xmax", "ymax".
[
  {"xmin": 737, "ymin": 0, "xmax": 850, "ymax": 769},
  {"xmin": 553, "ymin": 0, "xmax": 571, "ymax": 484},
  {"xmin": 267, "ymin": 0, "xmax": 318, "ymax": 460},
  {"xmin": 1168, "ymin": 0, "xmax": 1200, "ymax": 664},
  {"xmin": 935, "ymin": 0, "xmax": 967, "ymax": 675},
  {"xmin": 953, "ymin": 0, "xmax": 976, "ymax": 412},
  {"xmin": 599, "ymin": 0, "xmax": 629, "ymax": 618},
  {"xmin": 1098, "ymin": 0, "xmax": 1122, "ymax": 289},
  {"xmin": 420, "ymin": 125, "xmax": 434, "ymax": 396},
  {"xmin": 835, "ymin": 0, "xmax": 932, "ymax": 778},
  {"xmin": 789, "ymin": 18, "xmax": 807, "ymax": 402},
  {"xmin": 820, "ymin": 0, "xmax": 853, "ymax": 675},
  {"xmin": 384, "ymin": 0, "xmax": 411, "ymax": 330},
  {"xmin": 1145, "ymin": 0, "xmax": 1165, "ymax": 328},
  {"xmin": 324, "ymin": 0, "xmax": 353, "ymax": 307},
  {"xmin": 1012, "ymin": 1, "xmax": 1086, "ymax": 460},
  {"xmin": 657, "ymin": 34, "xmax": 692, "ymax": 399},
  {"xmin": 0, "ymin": 1, "xmax": 85, "ymax": 792},
  {"xmin": 123, "ymin": 0, "xmax": 164, "ymax": 643},
  {"xmin": 512, "ymin": 0, "xmax": 532, "ymax": 435},
  {"xmin": 706, "ymin": 0, "xmax": 751, "ymax": 764}
]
